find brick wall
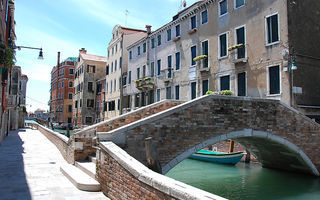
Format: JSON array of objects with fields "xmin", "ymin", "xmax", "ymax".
[
  {"xmin": 38, "ymin": 125, "xmax": 74, "ymax": 164},
  {"xmin": 73, "ymin": 100, "xmax": 183, "ymax": 161},
  {"xmin": 97, "ymin": 142, "xmax": 225, "ymax": 200}
]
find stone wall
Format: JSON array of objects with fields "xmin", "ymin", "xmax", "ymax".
[
  {"xmin": 37, "ymin": 125, "xmax": 74, "ymax": 164},
  {"xmin": 73, "ymin": 100, "xmax": 183, "ymax": 161},
  {"xmin": 97, "ymin": 141, "xmax": 226, "ymax": 200},
  {"xmin": 99, "ymin": 95, "xmax": 320, "ymax": 176}
]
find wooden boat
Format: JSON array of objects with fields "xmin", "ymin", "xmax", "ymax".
[{"xmin": 189, "ymin": 149, "xmax": 245, "ymax": 165}]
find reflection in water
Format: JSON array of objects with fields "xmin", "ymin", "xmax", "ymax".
[{"xmin": 166, "ymin": 159, "xmax": 320, "ymax": 200}]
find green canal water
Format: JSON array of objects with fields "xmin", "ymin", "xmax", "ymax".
[{"xmin": 166, "ymin": 159, "xmax": 320, "ymax": 200}]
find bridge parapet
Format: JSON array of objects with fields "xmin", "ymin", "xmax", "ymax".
[
  {"xmin": 73, "ymin": 100, "xmax": 184, "ymax": 161},
  {"xmin": 98, "ymin": 95, "xmax": 320, "ymax": 176}
]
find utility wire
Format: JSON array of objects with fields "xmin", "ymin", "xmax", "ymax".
[{"xmin": 26, "ymin": 96, "xmax": 48, "ymax": 106}]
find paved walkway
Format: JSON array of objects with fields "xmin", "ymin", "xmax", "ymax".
[{"xmin": 0, "ymin": 128, "xmax": 108, "ymax": 200}]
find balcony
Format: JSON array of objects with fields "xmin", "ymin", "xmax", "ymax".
[
  {"xmin": 134, "ymin": 77, "xmax": 155, "ymax": 91},
  {"xmin": 6, "ymin": 95, "xmax": 17, "ymax": 108},
  {"xmin": 228, "ymin": 44, "xmax": 248, "ymax": 64}
]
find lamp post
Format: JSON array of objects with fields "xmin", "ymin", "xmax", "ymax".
[{"xmin": 14, "ymin": 45, "xmax": 44, "ymax": 60}]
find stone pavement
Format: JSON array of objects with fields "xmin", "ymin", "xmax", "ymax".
[{"xmin": 0, "ymin": 128, "xmax": 108, "ymax": 200}]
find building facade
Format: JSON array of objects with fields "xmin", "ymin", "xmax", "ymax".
[
  {"xmin": 49, "ymin": 55, "xmax": 77, "ymax": 125},
  {"xmin": 95, "ymin": 78, "xmax": 105, "ymax": 123},
  {"xmin": 104, "ymin": 25, "xmax": 146, "ymax": 119},
  {"xmin": 124, "ymin": 0, "xmax": 320, "ymax": 121},
  {"xmin": 73, "ymin": 48, "xmax": 107, "ymax": 127}
]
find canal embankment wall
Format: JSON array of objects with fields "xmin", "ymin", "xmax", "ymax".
[
  {"xmin": 97, "ymin": 141, "xmax": 226, "ymax": 200},
  {"xmin": 37, "ymin": 125, "xmax": 74, "ymax": 164}
]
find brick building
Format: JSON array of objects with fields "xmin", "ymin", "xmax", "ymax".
[
  {"xmin": 49, "ymin": 55, "xmax": 77, "ymax": 126},
  {"xmin": 73, "ymin": 48, "xmax": 106, "ymax": 127}
]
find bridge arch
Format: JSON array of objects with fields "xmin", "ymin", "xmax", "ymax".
[{"xmin": 162, "ymin": 129, "xmax": 319, "ymax": 176}]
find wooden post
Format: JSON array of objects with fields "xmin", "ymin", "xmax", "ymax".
[
  {"xmin": 145, "ymin": 137, "xmax": 162, "ymax": 173},
  {"xmin": 229, "ymin": 140, "xmax": 235, "ymax": 153},
  {"xmin": 245, "ymin": 150, "xmax": 251, "ymax": 163}
]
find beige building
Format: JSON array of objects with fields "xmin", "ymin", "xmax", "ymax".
[
  {"xmin": 104, "ymin": 25, "xmax": 146, "ymax": 119},
  {"xmin": 73, "ymin": 48, "xmax": 107, "ymax": 127},
  {"xmin": 124, "ymin": 0, "xmax": 320, "ymax": 121}
]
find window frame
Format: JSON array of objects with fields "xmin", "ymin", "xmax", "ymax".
[
  {"xmin": 234, "ymin": 0, "xmax": 245, "ymax": 10},
  {"xmin": 175, "ymin": 24, "xmax": 181, "ymax": 37},
  {"xmin": 234, "ymin": 24, "xmax": 246, "ymax": 59},
  {"xmin": 201, "ymin": 9, "xmax": 208, "ymax": 25},
  {"xmin": 191, "ymin": 45, "xmax": 197, "ymax": 66},
  {"xmin": 175, "ymin": 52, "xmax": 180, "ymax": 71},
  {"xmin": 190, "ymin": 15, "xmax": 197, "ymax": 30},
  {"xmin": 266, "ymin": 65, "xmax": 282, "ymax": 96},
  {"xmin": 190, "ymin": 81, "xmax": 197, "ymax": 100},
  {"xmin": 218, "ymin": 32, "xmax": 228, "ymax": 59},
  {"xmin": 201, "ymin": 39, "xmax": 209, "ymax": 68},
  {"xmin": 219, "ymin": 0, "xmax": 228, "ymax": 17},
  {"xmin": 167, "ymin": 29, "xmax": 172, "ymax": 41},
  {"xmin": 175, "ymin": 85, "xmax": 180, "ymax": 100},
  {"xmin": 265, "ymin": 12, "xmax": 280, "ymax": 46},
  {"xmin": 218, "ymin": 73, "xmax": 232, "ymax": 91},
  {"xmin": 236, "ymin": 71, "xmax": 247, "ymax": 96}
]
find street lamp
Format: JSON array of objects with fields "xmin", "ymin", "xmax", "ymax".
[{"xmin": 14, "ymin": 45, "xmax": 44, "ymax": 60}]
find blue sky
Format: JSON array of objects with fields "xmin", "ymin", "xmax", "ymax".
[{"xmin": 15, "ymin": 0, "xmax": 199, "ymax": 112}]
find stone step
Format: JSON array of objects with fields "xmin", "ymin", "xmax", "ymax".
[
  {"xmin": 89, "ymin": 156, "xmax": 97, "ymax": 163},
  {"xmin": 60, "ymin": 164, "xmax": 101, "ymax": 192},
  {"xmin": 75, "ymin": 161, "xmax": 96, "ymax": 179}
]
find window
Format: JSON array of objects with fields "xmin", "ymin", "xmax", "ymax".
[
  {"xmin": 108, "ymin": 101, "xmax": 115, "ymax": 111},
  {"xmin": 61, "ymin": 81, "xmax": 64, "ymax": 88},
  {"xmin": 143, "ymin": 43, "xmax": 146, "ymax": 53},
  {"xmin": 175, "ymin": 85, "xmax": 180, "ymax": 100},
  {"xmin": 87, "ymin": 65, "xmax": 95, "ymax": 73},
  {"xmin": 80, "ymin": 99, "xmax": 82, "ymax": 107},
  {"xmin": 191, "ymin": 15, "xmax": 197, "ymax": 29},
  {"xmin": 191, "ymin": 82, "xmax": 197, "ymax": 100},
  {"xmin": 112, "ymin": 47, "xmax": 114, "ymax": 55},
  {"xmin": 61, "ymin": 94, "xmax": 63, "ymax": 100},
  {"xmin": 128, "ymin": 71, "xmax": 132, "ymax": 84},
  {"xmin": 62, "ymin": 69, "xmax": 64, "ymax": 75},
  {"xmin": 115, "ymin": 60, "xmax": 117, "ymax": 72},
  {"xmin": 69, "ymin": 69, "xmax": 74, "ymax": 75},
  {"xmin": 114, "ymin": 79, "xmax": 116, "ymax": 91},
  {"xmin": 115, "ymin": 43, "xmax": 118, "ymax": 52},
  {"xmin": 202, "ymin": 80, "xmax": 209, "ymax": 95},
  {"xmin": 219, "ymin": 33, "xmax": 227, "ymax": 58},
  {"xmin": 219, "ymin": 0, "xmax": 228, "ymax": 16},
  {"xmin": 129, "ymin": 51, "xmax": 132, "ymax": 60},
  {"xmin": 149, "ymin": 90, "xmax": 154, "ymax": 104},
  {"xmin": 150, "ymin": 62, "xmax": 155, "ymax": 77},
  {"xmin": 236, "ymin": 26, "xmax": 246, "ymax": 59},
  {"xmin": 201, "ymin": 10, "xmax": 208, "ymax": 24},
  {"xmin": 141, "ymin": 92, "xmax": 146, "ymax": 107},
  {"xmin": 97, "ymin": 84, "xmax": 102, "ymax": 94},
  {"xmin": 123, "ymin": 76, "xmax": 127, "ymax": 86},
  {"xmin": 135, "ymin": 94, "xmax": 140, "ymax": 107},
  {"xmin": 69, "ymin": 81, "xmax": 73, "ymax": 88},
  {"xmin": 156, "ymin": 89, "xmax": 161, "ymax": 102},
  {"xmin": 202, "ymin": 40, "xmax": 209, "ymax": 68},
  {"xmin": 120, "ymin": 40, "xmax": 123, "ymax": 49},
  {"xmin": 157, "ymin": 35, "xmax": 161, "ymax": 46},
  {"xmin": 119, "ymin": 57, "xmax": 122, "ymax": 69},
  {"xmin": 157, "ymin": 60, "xmax": 161, "ymax": 76},
  {"xmin": 268, "ymin": 66, "xmax": 280, "ymax": 95},
  {"xmin": 166, "ymin": 87, "xmax": 172, "ymax": 99},
  {"xmin": 151, "ymin": 38, "xmax": 155, "ymax": 49},
  {"xmin": 106, "ymin": 65, "xmax": 109, "ymax": 75},
  {"xmin": 191, "ymin": 45, "xmax": 197, "ymax": 66},
  {"xmin": 68, "ymin": 117, "xmax": 72, "ymax": 123},
  {"xmin": 118, "ymin": 99, "xmax": 120, "ymax": 110},
  {"xmin": 138, "ymin": 46, "xmax": 141, "ymax": 55},
  {"xmin": 111, "ymin": 62, "xmax": 114, "ymax": 73},
  {"xmin": 167, "ymin": 29, "xmax": 171, "ymax": 41},
  {"xmin": 237, "ymin": 72, "xmax": 246, "ymax": 96},
  {"xmin": 168, "ymin": 55, "xmax": 172, "ymax": 78},
  {"xmin": 220, "ymin": 75, "xmax": 230, "ymax": 90},
  {"xmin": 142, "ymin": 65, "xmax": 146, "ymax": 78},
  {"xmin": 75, "ymin": 100, "xmax": 78, "ymax": 108},
  {"xmin": 266, "ymin": 13, "xmax": 279, "ymax": 45},
  {"xmin": 87, "ymin": 99, "xmax": 94, "ymax": 108},
  {"xmin": 85, "ymin": 117, "xmax": 93, "ymax": 124},
  {"xmin": 175, "ymin": 52, "xmax": 180, "ymax": 70},
  {"xmin": 137, "ymin": 67, "xmax": 140, "ymax": 79},
  {"xmin": 68, "ymin": 93, "xmax": 73, "ymax": 99},
  {"xmin": 88, "ymin": 82, "xmax": 93, "ymax": 91},
  {"xmin": 110, "ymin": 81, "xmax": 112, "ymax": 93},
  {"xmin": 234, "ymin": 0, "xmax": 245, "ymax": 9},
  {"xmin": 68, "ymin": 105, "xmax": 72, "ymax": 113},
  {"xmin": 175, "ymin": 24, "xmax": 180, "ymax": 37}
]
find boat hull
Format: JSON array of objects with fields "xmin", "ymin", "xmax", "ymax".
[{"xmin": 190, "ymin": 150, "xmax": 245, "ymax": 165}]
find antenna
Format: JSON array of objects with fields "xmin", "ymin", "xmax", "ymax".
[{"xmin": 125, "ymin": 9, "xmax": 129, "ymax": 26}]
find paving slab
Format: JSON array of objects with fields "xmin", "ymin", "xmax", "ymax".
[{"xmin": 0, "ymin": 128, "xmax": 108, "ymax": 200}]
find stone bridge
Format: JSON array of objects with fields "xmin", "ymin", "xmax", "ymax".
[{"xmin": 99, "ymin": 95, "xmax": 320, "ymax": 176}]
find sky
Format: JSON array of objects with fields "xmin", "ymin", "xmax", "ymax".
[{"xmin": 14, "ymin": 0, "xmax": 200, "ymax": 112}]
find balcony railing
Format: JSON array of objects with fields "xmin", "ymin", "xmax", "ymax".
[
  {"xmin": 228, "ymin": 44, "xmax": 248, "ymax": 64},
  {"xmin": 134, "ymin": 77, "xmax": 155, "ymax": 91}
]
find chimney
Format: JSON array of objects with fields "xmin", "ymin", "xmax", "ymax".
[
  {"xmin": 146, "ymin": 25, "xmax": 152, "ymax": 35},
  {"xmin": 79, "ymin": 48, "xmax": 87, "ymax": 54},
  {"xmin": 57, "ymin": 52, "xmax": 60, "ymax": 67}
]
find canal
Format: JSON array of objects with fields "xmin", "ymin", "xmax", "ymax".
[{"xmin": 166, "ymin": 159, "xmax": 320, "ymax": 200}]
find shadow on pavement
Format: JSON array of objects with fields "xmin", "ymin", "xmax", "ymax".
[{"xmin": 0, "ymin": 129, "xmax": 32, "ymax": 200}]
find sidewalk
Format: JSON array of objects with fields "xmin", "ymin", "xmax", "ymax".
[{"xmin": 0, "ymin": 128, "xmax": 107, "ymax": 200}]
